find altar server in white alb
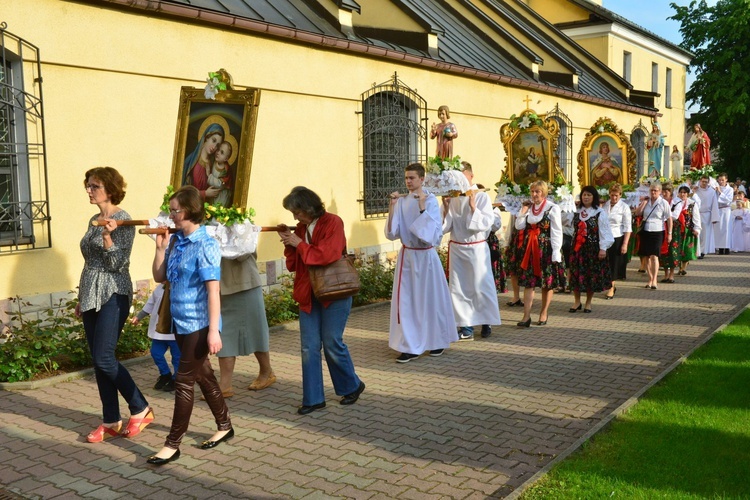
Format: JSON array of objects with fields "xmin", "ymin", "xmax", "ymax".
[
  {"xmin": 713, "ymin": 173, "xmax": 734, "ymax": 255},
  {"xmin": 386, "ymin": 163, "xmax": 457, "ymax": 363},
  {"xmin": 441, "ymin": 162, "xmax": 501, "ymax": 340},
  {"xmin": 692, "ymin": 175, "xmax": 719, "ymax": 258}
]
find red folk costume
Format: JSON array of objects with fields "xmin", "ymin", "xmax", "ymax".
[{"xmin": 284, "ymin": 212, "xmax": 347, "ymax": 313}]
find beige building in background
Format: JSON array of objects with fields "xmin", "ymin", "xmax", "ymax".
[{"xmin": 0, "ymin": 0, "xmax": 690, "ymax": 319}]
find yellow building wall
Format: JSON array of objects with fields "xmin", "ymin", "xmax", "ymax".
[{"xmin": 0, "ymin": 0, "xmax": 657, "ymax": 299}]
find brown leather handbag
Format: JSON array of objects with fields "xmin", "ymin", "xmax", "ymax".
[
  {"xmin": 308, "ymin": 253, "xmax": 360, "ymax": 302},
  {"xmin": 155, "ymin": 282, "xmax": 172, "ymax": 334}
]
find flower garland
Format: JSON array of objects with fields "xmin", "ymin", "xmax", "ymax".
[
  {"xmin": 160, "ymin": 185, "xmax": 255, "ymax": 226},
  {"xmin": 682, "ymin": 164, "xmax": 715, "ymax": 183},
  {"xmin": 204, "ymin": 69, "xmax": 233, "ymax": 100},
  {"xmin": 426, "ymin": 155, "xmax": 463, "ymax": 175},
  {"xmin": 638, "ymin": 175, "xmax": 669, "ymax": 186},
  {"xmin": 508, "ymin": 111, "xmax": 544, "ymax": 131}
]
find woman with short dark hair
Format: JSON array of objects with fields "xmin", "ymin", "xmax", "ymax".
[
  {"xmin": 568, "ymin": 185, "xmax": 614, "ymax": 313},
  {"xmin": 280, "ymin": 186, "xmax": 364, "ymax": 415},
  {"xmin": 147, "ymin": 185, "xmax": 232, "ymax": 465},
  {"xmin": 636, "ymin": 183, "xmax": 673, "ymax": 289},
  {"xmin": 603, "ymin": 183, "xmax": 631, "ymax": 299}
]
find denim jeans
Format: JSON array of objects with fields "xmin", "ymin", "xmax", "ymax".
[
  {"xmin": 150, "ymin": 339, "xmax": 181, "ymax": 377},
  {"xmin": 83, "ymin": 294, "xmax": 149, "ymax": 423},
  {"xmin": 298, "ymin": 295, "xmax": 360, "ymax": 406}
]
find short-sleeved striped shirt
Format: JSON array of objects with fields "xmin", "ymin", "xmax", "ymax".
[{"xmin": 166, "ymin": 226, "xmax": 222, "ymax": 334}]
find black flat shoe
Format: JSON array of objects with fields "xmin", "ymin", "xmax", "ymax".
[
  {"xmin": 517, "ymin": 318, "xmax": 531, "ymax": 327},
  {"xmin": 583, "ymin": 308, "xmax": 592, "ymax": 313},
  {"xmin": 147, "ymin": 448, "xmax": 180, "ymax": 465},
  {"xmin": 569, "ymin": 304, "xmax": 582, "ymax": 313},
  {"xmin": 506, "ymin": 299, "xmax": 523, "ymax": 307},
  {"xmin": 200, "ymin": 428, "xmax": 235, "ymax": 449},
  {"xmin": 340, "ymin": 381, "xmax": 365, "ymax": 405},
  {"xmin": 297, "ymin": 402, "xmax": 326, "ymax": 415}
]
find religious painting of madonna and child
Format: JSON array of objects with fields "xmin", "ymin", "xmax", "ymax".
[{"xmin": 170, "ymin": 87, "xmax": 261, "ymax": 208}]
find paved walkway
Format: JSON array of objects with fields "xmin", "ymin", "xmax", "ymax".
[{"xmin": 2, "ymin": 254, "xmax": 750, "ymax": 499}]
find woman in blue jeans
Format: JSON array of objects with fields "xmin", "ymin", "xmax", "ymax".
[
  {"xmin": 280, "ymin": 186, "xmax": 365, "ymax": 415},
  {"xmin": 77, "ymin": 167, "xmax": 153, "ymax": 443}
]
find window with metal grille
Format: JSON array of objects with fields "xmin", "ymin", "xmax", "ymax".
[
  {"xmin": 547, "ymin": 105, "xmax": 573, "ymax": 182},
  {"xmin": 359, "ymin": 75, "xmax": 427, "ymax": 218},
  {"xmin": 0, "ymin": 23, "xmax": 50, "ymax": 252}
]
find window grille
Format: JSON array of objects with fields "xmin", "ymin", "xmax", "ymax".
[
  {"xmin": 547, "ymin": 104, "xmax": 573, "ymax": 182},
  {"xmin": 359, "ymin": 74, "xmax": 427, "ymax": 218},
  {"xmin": 0, "ymin": 23, "xmax": 50, "ymax": 252}
]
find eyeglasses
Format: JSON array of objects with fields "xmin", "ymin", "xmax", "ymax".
[
  {"xmin": 169, "ymin": 209, "xmax": 184, "ymax": 215},
  {"xmin": 85, "ymin": 184, "xmax": 103, "ymax": 191}
]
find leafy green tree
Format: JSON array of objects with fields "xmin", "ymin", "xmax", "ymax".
[{"xmin": 670, "ymin": 0, "xmax": 750, "ymax": 177}]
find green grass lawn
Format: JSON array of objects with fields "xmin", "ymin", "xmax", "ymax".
[{"xmin": 522, "ymin": 309, "xmax": 750, "ymax": 499}]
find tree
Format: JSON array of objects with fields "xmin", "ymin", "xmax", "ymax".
[{"xmin": 670, "ymin": 0, "xmax": 750, "ymax": 178}]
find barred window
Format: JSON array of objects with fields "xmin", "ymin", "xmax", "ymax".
[
  {"xmin": 360, "ymin": 75, "xmax": 427, "ymax": 218},
  {"xmin": 547, "ymin": 105, "xmax": 573, "ymax": 182},
  {"xmin": 0, "ymin": 24, "xmax": 50, "ymax": 251}
]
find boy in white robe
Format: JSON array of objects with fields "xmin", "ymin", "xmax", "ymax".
[
  {"xmin": 386, "ymin": 163, "xmax": 457, "ymax": 362},
  {"xmin": 713, "ymin": 173, "xmax": 734, "ymax": 254},
  {"xmin": 441, "ymin": 162, "xmax": 501, "ymax": 340},
  {"xmin": 692, "ymin": 175, "xmax": 719, "ymax": 258}
]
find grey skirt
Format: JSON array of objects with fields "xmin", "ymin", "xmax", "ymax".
[{"xmin": 218, "ymin": 286, "xmax": 270, "ymax": 357}]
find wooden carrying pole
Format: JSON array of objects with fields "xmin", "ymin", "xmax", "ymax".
[{"xmin": 138, "ymin": 224, "xmax": 294, "ymax": 235}]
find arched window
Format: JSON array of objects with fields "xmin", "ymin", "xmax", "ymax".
[
  {"xmin": 0, "ymin": 23, "xmax": 50, "ymax": 251},
  {"xmin": 360, "ymin": 75, "xmax": 427, "ymax": 217},
  {"xmin": 630, "ymin": 126, "xmax": 648, "ymax": 178},
  {"xmin": 546, "ymin": 104, "xmax": 573, "ymax": 181}
]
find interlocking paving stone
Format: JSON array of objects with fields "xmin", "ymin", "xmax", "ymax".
[{"xmin": 1, "ymin": 255, "xmax": 749, "ymax": 498}]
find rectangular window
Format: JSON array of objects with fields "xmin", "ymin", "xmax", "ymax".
[
  {"xmin": 623, "ymin": 51, "xmax": 632, "ymax": 83},
  {"xmin": 665, "ymin": 68, "xmax": 672, "ymax": 108},
  {"xmin": 0, "ymin": 27, "xmax": 51, "ymax": 251},
  {"xmin": 652, "ymin": 62, "xmax": 659, "ymax": 93}
]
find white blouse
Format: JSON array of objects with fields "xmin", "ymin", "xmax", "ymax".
[
  {"xmin": 576, "ymin": 206, "xmax": 615, "ymax": 251},
  {"xmin": 515, "ymin": 201, "xmax": 563, "ymax": 263},
  {"xmin": 603, "ymin": 199, "xmax": 632, "ymax": 238},
  {"xmin": 639, "ymin": 197, "xmax": 671, "ymax": 232}
]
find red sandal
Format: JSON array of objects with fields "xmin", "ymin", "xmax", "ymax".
[
  {"xmin": 121, "ymin": 407, "xmax": 154, "ymax": 439},
  {"xmin": 87, "ymin": 423, "xmax": 121, "ymax": 443}
]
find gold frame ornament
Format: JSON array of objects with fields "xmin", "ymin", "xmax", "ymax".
[
  {"xmin": 171, "ymin": 86, "xmax": 261, "ymax": 209},
  {"xmin": 499, "ymin": 108, "xmax": 561, "ymax": 185},
  {"xmin": 577, "ymin": 117, "xmax": 637, "ymax": 187}
]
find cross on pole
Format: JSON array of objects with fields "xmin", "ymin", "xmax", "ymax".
[{"xmin": 523, "ymin": 95, "xmax": 532, "ymax": 108}]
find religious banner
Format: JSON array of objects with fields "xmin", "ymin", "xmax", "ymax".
[
  {"xmin": 170, "ymin": 84, "xmax": 261, "ymax": 209},
  {"xmin": 577, "ymin": 117, "xmax": 636, "ymax": 188},
  {"xmin": 499, "ymin": 103, "xmax": 561, "ymax": 185}
]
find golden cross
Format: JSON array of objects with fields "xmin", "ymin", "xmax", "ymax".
[{"xmin": 523, "ymin": 95, "xmax": 532, "ymax": 108}]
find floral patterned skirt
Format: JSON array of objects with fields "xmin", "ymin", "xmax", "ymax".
[
  {"xmin": 488, "ymin": 232, "xmax": 506, "ymax": 293},
  {"xmin": 516, "ymin": 234, "xmax": 566, "ymax": 290},
  {"xmin": 659, "ymin": 224, "xmax": 681, "ymax": 269},
  {"xmin": 679, "ymin": 230, "xmax": 699, "ymax": 262},
  {"xmin": 569, "ymin": 242, "xmax": 612, "ymax": 292}
]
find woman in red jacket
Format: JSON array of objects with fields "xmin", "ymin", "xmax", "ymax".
[{"xmin": 279, "ymin": 187, "xmax": 365, "ymax": 415}]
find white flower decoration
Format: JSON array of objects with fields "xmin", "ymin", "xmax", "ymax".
[
  {"xmin": 598, "ymin": 125, "xmax": 605, "ymax": 133},
  {"xmin": 556, "ymin": 185, "xmax": 571, "ymax": 197},
  {"xmin": 497, "ymin": 184, "xmax": 509, "ymax": 197},
  {"xmin": 519, "ymin": 116, "xmax": 531, "ymax": 129},
  {"xmin": 512, "ymin": 183, "xmax": 522, "ymax": 194},
  {"xmin": 598, "ymin": 188, "xmax": 608, "ymax": 198},
  {"xmin": 204, "ymin": 77, "xmax": 220, "ymax": 100}
]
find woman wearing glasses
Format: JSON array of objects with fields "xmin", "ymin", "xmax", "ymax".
[
  {"xmin": 147, "ymin": 185, "xmax": 232, "ymax": 465},
  {"xmin": 77, "ymin": 167, "xmax": 153, "ymax": 443}
]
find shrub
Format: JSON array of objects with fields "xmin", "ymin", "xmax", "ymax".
[
  {"xmin": 264, "ymin": 276, "xmax": 299, "ymax": 326},
  {"xmin": 353, "ymin": 255, "xmax": 395, "ymax": 306}
]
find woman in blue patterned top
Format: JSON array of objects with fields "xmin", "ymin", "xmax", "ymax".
[
  {"xmin": 77, "ymin": 167, "xmax": 153, "ymax": 444},
  {"xmin": 147, "ymin": 185, "xmax": 232, "ymax": 465}
]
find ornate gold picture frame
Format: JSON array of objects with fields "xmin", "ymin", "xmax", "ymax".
[
  {"xmin": 171, "ymin": 87, "xmax": 261, "ymax": 208},
  {"xmin": 500, "ymin": 109, "xmax": 561, "ymax": 184},
  {"xmin": 577, "ymin": 118, "xmax": 637, "ymax": 187}
]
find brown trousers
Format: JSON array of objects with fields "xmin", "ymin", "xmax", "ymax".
[{"xmin": 165, "ymin": 327, "xmax": 231, "ymax": 449}]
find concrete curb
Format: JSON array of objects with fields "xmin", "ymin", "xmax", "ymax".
[
  {"xmin": 0, "ymin": 301, "xmax": 390, "ymax": 392},
  {"xmin": 501, "ymin": 303, "xmax": 750, "ymax": 499}
]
